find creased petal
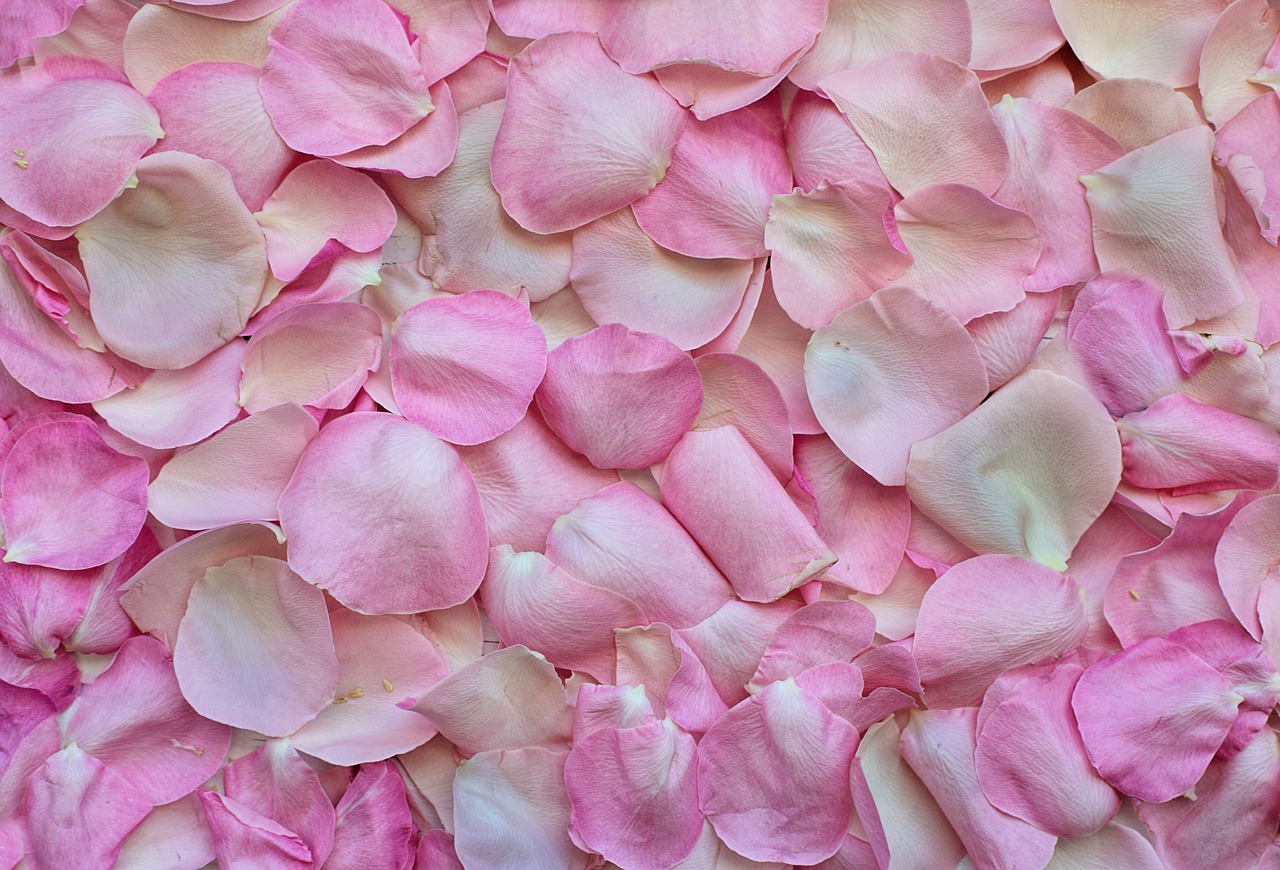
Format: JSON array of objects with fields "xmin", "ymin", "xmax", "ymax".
[
  {"xmin": 222, "ymin": 740, "xmax": 336, "ymax": 866},
  {"xmin": 199, "ymin": 791, "xmax": 313, "ymax": 870}
]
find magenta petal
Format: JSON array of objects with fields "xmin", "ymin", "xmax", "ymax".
[
  {"xmin": 278, "ymin": 412, "xmax": 487, "ymax": 613},
  {"xmin": 389, "ymin": 290, "xmax": 547, "ymax": 445},
  {"xmin": 1072, "ymin": 637, "xmax": 1244, "ymax": 802},
  {"xmin": 325, "ymin": 762, "xmax": 417, "ymax": 870},
  {"xmin": 2, "ymin": 417, "xmax": 147, "ymax": 570},
  {"xmin": 536, "ymin": 324, "xmax": 702, "ymax": 469}
]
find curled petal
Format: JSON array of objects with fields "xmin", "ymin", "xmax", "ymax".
[
  {"xmin": 1199, "ymin": 0, "xmax": 1280, "ymax": 128},
  {"xmin": 1215, "ymin": 92, "xmax": 1280, "ymax": 244}
]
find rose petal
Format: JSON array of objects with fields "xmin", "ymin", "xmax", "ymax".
[
  {"xmin": 325, "ymin": 762, "xmax": 417, "ymax": 870},
  {"xmin": 1199, "ymin": 0, "xmax": 1280, "ymax": 128}
]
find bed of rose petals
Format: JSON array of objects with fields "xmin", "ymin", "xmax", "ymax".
[{"xmin": 4, "ymin": 0, "xmax": 1280, "ymax": 868}]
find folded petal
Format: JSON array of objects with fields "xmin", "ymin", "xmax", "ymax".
[
  {"xmin": 698, "ymin": 679, "xmax": 859, "ymax": 865},
  {"xmin": 278, "ymin": 412, "xmax": 487, "ymax": 613},
  {"xmin": 325, "ymin": 762, "xmax": 417, "ymax": 870},
  {"xmin": 148, "ymin": 61, "xmax": 293, "ymax": 210},
  {"xmin": 412, "ymin": 645, "xmax": 572, "ymax": 756},
  {"xmin": 76, "ymin": 151, "xmax": 268, "ymax": 369},
  {"xmin": 199, "ymin": 791, "xmax": 314, "ymax": 870},
  {"xmin": 614, "ymin": 624, "xmax": 729, "ymax": 735},
  {"xmin": 490, "ymin": 32, "xmax": 687, "ymax": 233},
  {"xmin": 389, "ymin": 290, "xmax": 546, "ymax": 445},
  {"xmin": 173, "ymin": 555, "xmax": 339, "ymax": 736},
  {"xmin": 766, "ymin": 179, "xmax": 911, "ymax": 329},
  {"xmin": 906, "ymin": 369, "xmax": 1122, "ymax": 568},
  {"xmin": 822, "ymin": 53, "xmax": 1008, "ymax": 197},
  {"xmin": 677, "ymin": 598, "xmax": 800, "ymax": 707},
  {"xmin": 65, "ymin": 635, "xmax": 231, "ymax": 804},
  {"xmin": 222, "ymin": 740, "xmax": 336, "ymax": 866},
  {"xmin": 748, "ymin": 600, "xmax": 876, "ymax": 691},
  {"xmin": 894, "ymin": 183, "xmax": 1040, "ymax": 322},
  {"xmin": 0, "ymin": 58, "xmax": 160, "ymax": 227},
  {"xmin": 1216, "ymin": 494, "xmax": 1280, "ymax": 639},
  {"xmin": 1216, "ymin": 92, "xmax": 1280, "ymax": 244},
  {"xmin": 259, "ymin": 0, "xmax": 433, "ymax": 156},
  {"xmin": 693, "ymin": 353, "xmax": 792, "ymax": 483},
  {"xmin": 535, "ymin": 324, "xmax": 700, "ymax": 468},
  {"xmin": 2, "ymin": 417, "xmax": 147, "ymax": 570},
  {"xmin": 1199, "ymin": 0, "xmax": 1280, "ymax": 128},
  {"xmin": 806, "ymin": 285, "xmax": 989, "ymax": 485},
  {"xmin": 1083, "ymin": 126, "xmax": 1249, "ymax": 328},
  {"xmin": 1072, "ymin": 637, "xmax": 1243, "ymax": 801},
  {"xmin": 663, "ymin": 426, "xmax": 836, "ymax": 602},
  {"xmin": 544, "ymin": 482, "xmax": 732, "ymax": 628}
]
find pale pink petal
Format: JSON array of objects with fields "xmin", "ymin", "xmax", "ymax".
[
  {"xmin": 566, "ymin": 717, "xmax": 702, "ymax": 870},
  {"xmin": 614, "ymin": 624, "xmax": 729, "ymax": 734},
  {"xmin": 331, "ymin": 80, "xmax": 459, "ymax": 179},
  {"xmin": 570, "ymin": 209, "xmax": 753, "ymax": 350},
  {"xmin": 654, "ymin": 61, "xmax": 799, "ymax": 122},
  {"xmin": 1050, "ymin": 0, "xmax": 1231, "ymax": 87},
  {"xmin": 77, "ymin": 151, "xmax": 268, "ymax": 369},
  {"xmin": 119, "ymin": 522, "xmax": 287, "ymax": 651},
  {"xmin": 325, "ymin": 762, "xmax": 417, "ymax": 870},
  {"xmin": 32, "ymin": 0, "xmax": 134, "ymax": 75},
  {"xmin": 670, "ymin": 819, "xmax": 790, "ymax": 870},
  {"xmin": 698, "ymin": 679, "xmax": 859, "ymax": 865},
  {"xmin": 1216, "ymin": 494, "xmax": 1280, "ymax": 639},
  {"xmin": 912, "ymin": 554, "xmax": 1088, "ymax": 707},
  {"xmin": 256, "ymin": 161, "xmax": 396, "ymax": 282},
  {"xmin": 1199, "ymin": 0, "xmax": 1280, "ymax": 127},
  {"xmin": 766, "ymin": 179, "xmax": 911, "ymax": 329},
  {"xmin": 489, "ymin": 0, "xmax": 600, "ymax": 38},
  {"xmin": 1044, "ymin": 824, "xmax": 1164, "ymax": 870},
  {"xmin": 982, "ymin": 54, "xmax": 1078, "ymax": 107},
  {"xmin": 788, "ymin": 0, "xmax": 973, "ymax": 91},
  {"xmin": 490, "ymin": 32, "xmax": 688, "ymax": 234},
  {"xmin": 122, "ymin": 4, "xmax": 283, "ymax": 94},
  {"xmin": 279, "ymin": 413, "xmax": 486, "ymax": 613},
  {"xmin": 975, "ymin": 657, "xmax": 1119, "ymax": 837},
  {"xmin": 784, "ymin": 89, "xmax": 889, "ymax": 193},
  {"xmin": 748, "ymin": 600, "xmax": 876, "ymax": 691},
  {"xmin": 386, "ymin": 102, "xmax": 573, "ymax": 300},
  {"xmin": 663, "ymin": 426, "xmax": 836, "ymax": 602},
  {"xmin": 734, "ymin": 274, "xmax": 823, "ymax": 433},
  {"xmin": 148, "ymin": 61, "xmax": 293, "ymax": 211},
  {"xmin": 115, "ymin": 794, "xmax": 216, "ymax": 870},
  {"xmin": 822, "ymin": 53, "xmax": 1008, "ymax": 197},
  {"xmin": 846, "ymin": 557, "xmax": 935, "ymax": 641},
  {"xmin": 1072, "ymin": 637, "xmax": 1243, "ymax": 801},
  {"xmin": 258, "ymin": 248, "xmax": 388, "ymax": 330},
  {"xmin": 259, "ymin": 0, "xmax": 433, "ymax": 156},
  {"xmin": 169, "ymin": 0, "xmax": 290, "ymax": 18},
  {"xmin": 92, "ymin": 340, "xmax": 245, "ymax": 449},
  {"xmin": 906, "ymin": 369, "xmax": 1123, "ymax": 568},
  {"xmin": 545, "ymin": 482, "xmax": 732, "ymax": 628},
  {"xmin": 65, "ymin": 635, "xmax": 231, "ymax": 804},
  {"xmin": 386, "ymin": 0, "xmax": 488, "ymax": 82},
  {"xmin": 0, "ymin": 0, "xmax": 82, "ymax": 68},
  {"xmin": 893, "ymin": 183, "xmax": 1040, "ymax": 322},
  {"xmin": 172, "ymin": 555, "xmax": 339, "ymax": 735},
  {"xmin": 632, "ymin": 109, "xmax": 792, "ymax": 259},
  {"xmin": 25, "ymin": 745, "xmax": 152, "ymax": 870},
  {"xmin": 453, "ymin": 747, "xmax": 589, "ymax": 870},
  {"xmin": 1083, "ymin": 127, "xmax": 1248, "ymax": 328},
  {"xmin": 694, "ymin": 353, "xmax": 792, "ymax": 482},
  {"xmin": 1065, "ymin": 79, "xmax": 1204, "ymax": 153},
  {"xmin": 2, "ymin": 417, "xmax": 147, "ymax": 570},
  {"xmin": 899, "ymin": 709, "xmax": 1058, "ymax": 870},
  {"xmin": 480, "ymin": 546, "xmax": 646, "ymax": 681},
  {"xmin": 677, "ymin": 598, "xmax": 800, "ymax": 707},
  {"xmin": 1226, "ymin": 164, "xmax": 1280, "ymax": 348},
  {"xmin": 0, "ymin": 58, "xmax": 159, "ymax": 227},
  {"xmin": 965, "ymin": 288, "xmax": 1061, "ymax": 390},
  {"xmin": 222, "ymin": 740, "xmax": 336, "ymax": 865},
  {"xmin": 1068, "ymin": 505, "xmax": 1162, "ymax": 649},
  {"xmin": 968, "ymin": 0, "xmax": 1064, "ymax": 76},
  {"xmin": 992, "ymin": 97, "xmax": 1124, "ymax": 291},
  {"xmin": 412, "ymin": 645, "xmax": 572, "ymax": 756},
  {"xmin": 390, "ymin": 290, "xmax": 546, "ymax": 445},
  {"xmin": 535, "ymin": 324, "xmax": 700, "ymax": 468},
  {"xmin": 851, "ymin": 716, "xmax": 966, "ymax": 870},
  {"xmin": 1216, "ymin": 93, "xmax": 1280, "ymax": 244},
  {"xmin": 806, "ymin": 285, "xmax": 989, "ymax": 485},
  {"xmin": 199, "ymin": 791, "xmax": 313, "ymax": 870},
  {"xmin": 398, "ymin": 736, "xmax": 459, "ymax": 833}
]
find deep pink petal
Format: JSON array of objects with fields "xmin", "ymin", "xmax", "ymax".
[
  {"xmin": 694, "ymin": 353, "xmax": 793, "ymax": 482},
  {"xmin": 325, "ymin": 762, "xmax": 417, "ymax": 870},
  {"xmin": 199, "ymin": 791, "xmax": 314, "ymax": 870}
]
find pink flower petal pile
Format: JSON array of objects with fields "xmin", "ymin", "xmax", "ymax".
[{"xmin": 4, "ymin": 0, "xmax": 1280, "ymax": 868}]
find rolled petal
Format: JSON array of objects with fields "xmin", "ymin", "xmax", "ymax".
[
  {"xmin": 545, "ymin": 482, "xmax": 732, "ymax": 628},
  {"xmin": 480, "ymin": 546, "xmax": 646, "ymax": 682},
  {"xmin": 325, "ymin": 762, "xmax": 417, "ymax": 870},
  {"xmin": 662, "ymin": 426, "xmax": 836, "ymax": 602},
  {"xmin": 899, "ymin": 708, "xmax": 1058, "ymax": 870},
  {"xmin": 389, "ymin": 290, "xmax": 547, "ymax": 445},
  {"xmin": 698, "ymin": 679, "xmax": 859, "ymax": 865},
  {"xmin": 65, "ymin": 635, "xmax": 231, "ymax": 804},
  {"xmin": 278, "ymin": 412, "xmax": 487, "ymax": 613},
  {"xmin": 411, "ymin": 645, "xmax": 573, "ymax": 756},
  {"xmin": 1072, "ymin": 637, "xmax": 1243, "ymax": 801},
  {"xmin": 822, "ymin": 53, "xmax": 1008, "ymax": 197},
  {"xmin": 912, "ymin": 554, "xmax": 1088, "ymax": 707},
  {"xmin": 806, "ymin": 285, "xmax": 989, "ymax": 485},
  {"xmin": 0, "ymin": 58, "xmax": 160, "ymax": 227},
  {"xmin": 76, "ymin": 151, "xmax": 268, "ymax": 369},
  {"xmin": 490, "ymin": 32, "xmax": 687, "ymax": 233},
  {"xmin": 172, "ymin": 555, "xmax": 339, "ymax": 736},
  {"xmin": 1198, "ymin": 0, "xmax": 1280, "ymax": 128},
  {"xmin": 632, "ymin": 108, "xmax": 792, "ymax": 259},
  {"xmin": 148, "ymin": 61, "xmax": 293, "ymax": 210},
  {"xmin": 1215, "ymin": 92, "xmax": 1280, "ymax": 244},
  {"xmin": 259, "ymin": 0, "xmax": 433, "ymax": 156},
  {"xmin": 1083, "ymin": 126, "xmax": 1249, "ymax": 328},
  {"xmin": 536, "ymin": 324, "xmax": 701, "ymax": 468},
  {"xmin": 894, "ymin": 183, "xmax": 1040, "ymax": 323},
  {"xmin": 2, "ymin": 417, "xmax": 147, "ymax": 570},
  {"xmin": 906, "ymin": 369, "xmax": 1122, "ymax": 568},
  {"xmin": 766, "ymin": 179, "xmax": 911, "ymax": 329},
  {"xmin": 748, "ymin": 600, "xmax": 876, "ymax": 691},
  {"xmin": 1216, "ymin": 494, "xmax": 1280, "ymax": 639}
]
